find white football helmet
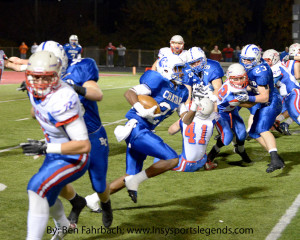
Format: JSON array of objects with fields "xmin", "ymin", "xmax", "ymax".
[
  {"xmin": 239, "ymin": 44, "xmax": 261, "ymax": 70},
  {"xmin": 156, "ymin": 55, "xmax": 185, "ymax": 84},
  {"xmin": 186, "ymin": 47, "xmax": 207, "ymax": 74},
  {"xmin": 36, "ymin": 41, "xmax": 68, "ymax": 76},
  {"xmin": 69, "ymin": 35, "xmax": 79, "ymax": 45},
  {"xmin": 170, "ymin": 35, "xmax": 184, "ymax": 54},
  {"xmin": 262, "ymin": 49, "xmax": 280, "ymax": 67},
  {"xmin": 226, "ymin": 63, "xmax": 249, "ymax": 89},
  {"xmin": 195, "ymin": 98, "xmax": 214, "ymax": 119},
  {"xmin": 25, "ymin": 51, "xmax": 61, "ymax": 98},
  {"xmin": 289, "ymin": 43, "xmax": 300, "ymax": 56}
]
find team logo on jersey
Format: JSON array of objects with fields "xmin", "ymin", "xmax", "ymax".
[{"xmin": 159, "ymin": 57, "xmax": 168, "ymax": 68}]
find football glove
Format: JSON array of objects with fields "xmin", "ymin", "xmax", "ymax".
[
  {"xmin": 236, "ymin": 93, "xmax": 249, "ymax": 102},
  {"xmin": 133, "ymin": 102, "xmax": 159, "ymax": 119},
  {"xmin": 17, "ymin": 81, "xmax": 27, "ymax": 92},
  {"xmin": 20, "ymin": 139, "xmax": 47, "ymax": 156}
]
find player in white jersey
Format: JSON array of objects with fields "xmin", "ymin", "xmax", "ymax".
[
  {"xmin": 20, "ymin": 51, "xmax": 90, "ymax": 240},
  {"xmin": 156, "ymin": 98, "xmax": 217, "ymax": 172},
  {"xmin": 151, "ymin": 35, "xmax": 187, "ymax": 70},
  {"xmin": 275, "ymin": 44, "xmax": 300, "ymax": 134}
]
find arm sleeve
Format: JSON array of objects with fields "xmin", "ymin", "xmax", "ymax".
[{"xmin": 65, "ymin": 116, "xmax": 89, "ymax": 141}]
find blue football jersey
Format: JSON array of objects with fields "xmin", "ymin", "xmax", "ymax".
[
  {"xmin": 183, "ymin": 59, "xmax": 224, "ymax": 90},
  {"xmin": 63, "ymin": 43, "xmax": 82, "ymax": 63},
  {"xmin": 62, "ymin": 58, "xmax": 101, "ymax": 133},
  {"xmin": 126, "ymin": 70, "xmax": 189, "ymax": 130},
  {"xmin": 247, "ymin": 60, "xmax": 276, "ymax": 102}
]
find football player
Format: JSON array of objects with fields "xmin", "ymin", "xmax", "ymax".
[
  {"xmin": 21, "ymin": 51, "xmax": 90, "ymax": 240},
  {"xmin": 274, "ymin": 43, "xmax": 300, "ymax": 134},
  {"xmin": 207, "ymin": 63, "xmax": 254, "ymax": 166},
  {"xmin": 155, "ymin": 98, "xmax": 217, "ymax": 172},
  {"xmin": 37, "ymin": 41, "xmax": 113, "ymax": 228},
  {"xmin": 263, "ymin": 49, "xmax": 300, "ymax": 128},
  {"xmin": 238, "ymin": 44, "xmax": 284, "ymax": 173},
  {"xmin": 111, "ymin": 54, "xmax": 199, "ymax": 203},
  {"xmin": 63, "ymin": 35, "xmax": 82, "ymax": 64},
  {"xmin": 151, "ymin": 35, "xmax": 186, "ymax": 70},
  {"xmin": 182, "ymin": 47, "xmax": 224, "ymax": 169}
]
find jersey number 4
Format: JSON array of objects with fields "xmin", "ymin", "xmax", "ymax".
[{"xmin": 185, "ymin": 122, "xmax": 207, "ymax": 145}]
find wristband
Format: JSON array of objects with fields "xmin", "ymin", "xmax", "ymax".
[
  {"xmin": 289, "ymin": 56, "xmax": 294, "ymax": 60},
  {"xmin": 72, "ymin": 85, "xmax": 87, "ymax": 96},
  {"xmin": 46, "ymin": 143, "xmax": 62, "ymax": 154},
  {"xmin": 248, "ymin": 96, "xmax": 256, "ymax": 102}
]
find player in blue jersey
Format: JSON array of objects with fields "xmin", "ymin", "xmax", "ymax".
[
  {"xmin": 182, "ymin": 47, "xmax": 223, "ymax": 170},
  {"xmin": 63, "ymin": 35, "xmax": 82, "ymax": 64},
  {"xmin": 263, "ymin": 49, "xmax": 300, "ymax": 127},
  {"xmin": 35, "ymin": 41, "xmax": 113, "ymax": 228},
  {"xmin": 207, "ymin": 63, "xmax": 254, "ymax": 165},
  {"xmin": 110, "ymin": 55, "xmax": 200, "ymax": 203},
  {"xmin": 238, "ymin": 44, "xmax": 284, "ymax": 173}
]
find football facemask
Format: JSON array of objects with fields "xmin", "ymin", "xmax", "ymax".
[
  {"xmin": 239, "ymin": 44, "xmax": 261, "ymax": 70},
  {"xmin": 262, "ymin": 49, "xmax": 280, "ymax": 67},
  {"xmin": 227, "ymin": 63, "xmax": 249, "ymax": 89},
  {"xmin": 186, "ymin": 47, "xmax": 207, "ymax": 74},
  {"xmin": 25, "ymin": 51, "xmax": 61, "ymax": 98}
]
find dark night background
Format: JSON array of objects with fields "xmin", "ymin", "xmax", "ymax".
[{"xmin": 0, "ymin": 0, "xmax": 294, "ymax": 51}]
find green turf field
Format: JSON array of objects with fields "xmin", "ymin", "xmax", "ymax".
[{"xmin": 0, "ymin": 73, "xmax": 300, "ymax": 240}]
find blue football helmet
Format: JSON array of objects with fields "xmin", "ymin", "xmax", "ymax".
[
  {"xmin": 157, "ymin": 55, "xmax": 185, "ymax": 84},
  {"xmin": 185, "ymin": 47, "xmax": 207, "ymax": 74},
  {"xmin": 239, "ymin": 44, "xmax": 261, "ymax": 70}
]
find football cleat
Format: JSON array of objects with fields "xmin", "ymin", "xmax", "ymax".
[
  {"xmin": 124, "ymin": 176, "xmax": 138, "ymax": 203},
  {"xmin": 85, "ymin": 194, "xmax": 102, "ymax": 213},
  {"xmin": 204, "ymin": 161, "xmax": 218, "ymax": 170},
  {"xmin": 68, "ymin": 195, "xmax": 86, "ymax": 224},
  {"xmin": 127, "ymin": 190, "xmax": 138, "ymax": 203},
  {"xmin": 234, "ymin": 147, "xmax": 252, "ymax": 164},
  {"xmin": 266, "ymin": 157, "xmax": 285, "ymax": 173},
  {"xmin": 101, "ymin": 200, "xmax": 113, "ymax": 228},
  {"xmin": 279, "ymin": 122, "xmax": 291, "ymax": 135},
  {"xmin": 50, "ymin": 223, "xmax": 77, "ymax": 240}
]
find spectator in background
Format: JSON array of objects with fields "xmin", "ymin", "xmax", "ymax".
[
  {"xmin": 19, "ymin": 42, "xmax": 28, "ymax": 59},
  {"xmin": 31, "ymin": 42, "xmax": 38, "ymax": 54},
  {"xmin": 105, "ymin": 42, "xmax": 116, "ymax": 67},
  {"xmin": 202, "ymin": 46, "xmax": 209, "ymax": 58},
  {"xmin": 210, "ymin": 45, "xmax": 223, "ymax": 62},
  {"xmin": 280, "ymin": 46, "xmax": 289, "ymax": 61},
  {"xmin": 117, "ymin": 44, "xmax": 126, "ymax": 67},
  {"xmin": 222, "ymin": 44, "xmax": 234, "ymax": 62},
  {"xmin": 234, "ymin": 45, "xmax": 241, "ymax": 62}
]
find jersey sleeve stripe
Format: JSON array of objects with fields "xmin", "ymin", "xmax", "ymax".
[{"xmin": 55, "ymin": 114, "xmax": 79, "ymax": 127}]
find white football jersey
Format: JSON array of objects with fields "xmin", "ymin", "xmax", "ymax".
[
  {"xmin": 158, "ymin": 47, "xmax": 187, "ymax": 60},
  {"xmin": 180, "ymin": 113, "xmax": 216, "ymax": 161},
  {"xmin": 29, "ymin": 82, "xmax": 84, "ymax": 144}
]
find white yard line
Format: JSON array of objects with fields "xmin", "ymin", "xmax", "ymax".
[
  {"xmin": 0, "ymin": 98, "xmax": 28, "ymax": 103},
  {"xmin": 265, "ymin": 194, "xmax": 300, "ymax": 240},
  {"xmin": 15, "ymin": 118, "xmax": 30, "ymax": 121},
  {"xmin": 103, "ymin": 119, "xmax": 127, "ymax": 126}
]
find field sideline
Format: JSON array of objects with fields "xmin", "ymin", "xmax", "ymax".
[{"xmin": 0, "ymin": 72, "xmax": 300, "ymax": 240}]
